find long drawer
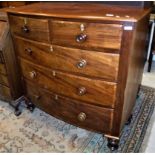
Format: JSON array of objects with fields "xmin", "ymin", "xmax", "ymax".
[
  {"xmin": 51, "ymin": 20, "xmax": 123, "ymax": 51},
  {"xmin": 19, "ymin": 58, "xmax": 117, "ymax": 108},
  {"xmin": 9, "ymin": 15, "xmax": 50, "ymax": 43},
  {"xmin": 25, "ymin": 80, "xmax": 114, "ymax": 134},
  {"xmin": 14, "ymin": 36, "xmax": 119, "ymax": 81}
]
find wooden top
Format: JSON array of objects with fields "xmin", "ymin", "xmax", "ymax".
[{"xmin": 7, "ymin": 2, "xmax": 151, "ymax": 22}]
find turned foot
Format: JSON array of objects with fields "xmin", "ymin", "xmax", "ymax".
[
  {"xmin": 10, "ymin": 96, "xmax": 24, "ymax": 116},
  {"xmin": 27, "ymin": 102, "xmax": 35, "ymax": 112},
  {"xmin": 14, "ymin": 109, "xmax": 21, "ymax": 116},
  {"xmin": 24, "ymin": 97, "xmax": 35, "ymax": 112},
  {"xmin": 10, "ymin": 96, "xmax": 35, "ymax": 115},
  {"xmin": 125, "ymin": 114, "xmax": 133, "ymax": 125},
  {"xmin": 136, "ymin": 85, "xmax": 141, "ymax": 99},
  {"xmin": 107, "ymin": 138, "xmax": 119, "ymax": 151},
  {"xmin": 136, "ymin": 94, "xmax": 140, "ymax": 99}
]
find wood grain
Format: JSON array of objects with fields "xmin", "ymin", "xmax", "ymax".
[
  {"xmin": 14, "ymin": 36, "xmax": 120, "ymax": 81},
  {"xmin": 0, "ymin": 11, "xmax": 23, "ymax": 101},
  {"xmin": 0, "ymin": 21, "xmax": 8, "ymax": 50},
  {"xmin": 111, "ymin": 15, "xmax": 150, "ymax": 137},
  {"xmin": 120, "ymin": 15, "xmax": 150, "ymax": 130},
  {"xmin": 0, "ymin": 2, "xmax": 27, "ymax": 8},
  {"xmin": 7, "ymin": 2, "xmax": 151, "ymax": 23},
  {"xmin": 19, "ymin": 58, "xmax": 117, "ymax": 108},
  {"xmin": 7, "ymin": 3, "xmax": 150, "ymax": 141},
  {"xmin": 51, "ymin": 20, "xmax": 123, "ymax": 51},
  {"xmin": 25, "ymin": 80, "xmax": 114, "ymax": 134},
  {"xmin": 2, "ymin": 31, "xmax": 23, "ymax": 100},
  {"xmin": 8, "ymin": 15, "xmax": 50, "ymax": 43}
]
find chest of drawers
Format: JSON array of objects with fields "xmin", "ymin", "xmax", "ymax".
[
  {"xmin": 0, "ymin": 10, "xmax": 23, "ymax": 105},
  {"xmin": 7, "ymin": 2, "xmax": 150, "ymax": 150}
]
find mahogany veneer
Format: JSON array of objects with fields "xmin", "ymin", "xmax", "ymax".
[
  {"xmin": 26, "ymin": 80, "xmax": 114, "ymax": 134},
  {"xmin": 7, "ymin": 2, "xmax": 150, "ymax": 150},
  {"xmin": 14, "ymin": 36, "xmax": 120, "ymax": 81}
]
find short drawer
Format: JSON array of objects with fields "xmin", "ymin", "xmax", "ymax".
[
  {"xmin": 0, "ymin": 84, "xmax": 11, "ymax": 99},
  {"xmin": 51, "ymin": 20, "xmax": 123, "ymax": 51},
  {"xmin": 9, "ymin": 15, "xmax": 50, "ymax": 43},
  {"xmin": 0, "ymin": 74, "xmax": 9, "ymax": 86},
  {"xmin": 19, "ymin": 58, "xmax": 117, "ymax": 108},
  {"xmin": 25, "ymin": 80, "xmax": 114, "ymax": 134},
  {"xmin": 14, "ymin": 36, "xmax": 119, "ymax": 81},
  {"xmin": 0, "ymin": 63, "xmax": 7, "ymax": 75}
]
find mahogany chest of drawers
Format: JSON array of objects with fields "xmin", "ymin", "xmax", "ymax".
[{"xmin": 7, "ymin": 3, "xmax": 150, "ymax": 150}]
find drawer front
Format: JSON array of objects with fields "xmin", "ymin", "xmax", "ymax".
[
  {"xmin": 25, "ymin": 80, "xmax": 114, "ymax": 134},
  {"xmin": 14, "ymin": 36, "xmax": 119, "ymax": 81},
  {"xmin": 9, "ymin": 15, "xmax": 50, "ymax": 43},
  {"xmin": 0, "ymin": 63, "xmax": 7, "ymax": 75},
  {"xmin": 0, "ymin": 74, "xmax": 9, "ymax": 86},
  {"xmin": 51, "ymin": 20, "xmax": 123, "ymax": 51},
  {"xmin": 0, "ymin": 84, "xmax": 11, "ymax": 99},
  {"xmin": 19, "ymin": 58, "xmax": 117, "ymax": 108}
]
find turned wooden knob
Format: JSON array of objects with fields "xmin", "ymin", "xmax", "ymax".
[
  {"xmin": 76, "ymin": 33, "xmax": 87, "ymax": 43},
  {"xmin": 29, "ymin": 71, "xmax": 37, "ymax": 79},
  {"xmin": 77, "ymin": 59, "xmax": 87, "ymax": 68},
  {"xmin": 21, "ymin": 25, "xmax": 29, "ymax": 33},
  {"xmin": 78, "ymin": 87, "xmax": 86, "ymax": 96},
  {"xmin": 78, "ymin": 112, "xmax": 86, "ymax": 122},
  {"xmin": 25, "ymin": 48, "xmax": 32, "ymax": 55}
]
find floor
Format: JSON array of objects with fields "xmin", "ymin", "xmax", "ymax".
[{"xmin": 142, "ymin": 61, "xmax": 155, "ymax": 153}]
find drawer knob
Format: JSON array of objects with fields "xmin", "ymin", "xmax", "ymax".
[
  {"xmin": 78, "ymin": 112, "xmax": 86, "ymax": 122},
  {"xmin": 78, "ymin": 87, "xmax": 86, "ymax": 96},
  {"xmin": 25, "ymin": 48, "xmax": 32, "ymax": 55},
  {"xmin": 29, "ymin": 71, "xmax": 37, "ymax": 79},
  {"xmin": 77, "ymin": 59, "xmax": 87, "ymax": 68},
  {"xmin": 76, "ymin": 34, "xmax": 87, "ymax": 43},
  {"xmin": 21, "ymin": 25, "xmax": 29, "ymax": 33}
]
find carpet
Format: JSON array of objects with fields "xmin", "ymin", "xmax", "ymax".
[{"xmin": 0, "ymin": 85, "xmax": 155, "ymax": 153}]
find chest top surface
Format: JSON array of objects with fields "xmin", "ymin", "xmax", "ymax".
[{"xmin": 7, "ymin": 2, "xmax": 151, "ymax": 23}]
